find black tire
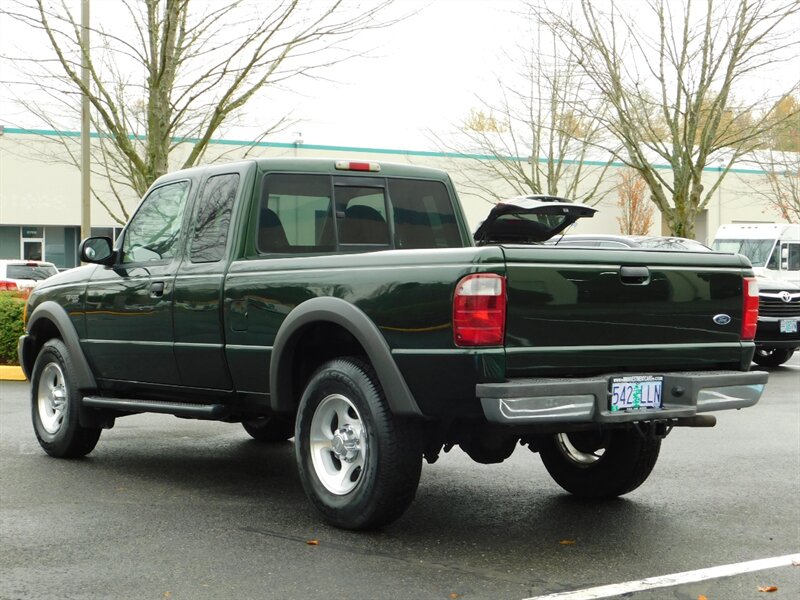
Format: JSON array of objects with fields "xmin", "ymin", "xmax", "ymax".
[
  {"xmin": 31, "ymin": 339, "xmax": 101, "ymax": 458},
  {"xmin": 295, "ymin": 357, "xmax": 423, "ymax": 530},
  {"xmin": 752, "ymin": 347, "xmax": 794, "ymax": 368},
  {"xmin": 537, "ymin": 429, "xmax": 660, "ymax": 498},
  {"xmin": 242, "ymin": 415, "xmax": 294, "ymax": 442}
]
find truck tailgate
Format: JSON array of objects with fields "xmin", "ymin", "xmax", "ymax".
[{"xmin": 502, "ymin": 246, "xmax": 752, "ymax": 376}]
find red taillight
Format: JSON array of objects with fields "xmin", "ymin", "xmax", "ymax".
[
  {"xmin": 0, "ymin": 280, "xmax": 18, "ymax": 291},
  {"xmin": 742, "ymin": 277, "xmax": 759, "ymax": 341},
  {"xmin": 453, "ymin": 273, "xmax": 506, "ymax": 347}
]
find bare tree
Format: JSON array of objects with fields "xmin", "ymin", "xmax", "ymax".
[
  {"xmin": 1, "ymin": 0, "xmax": 400, "ymax": 223},
  {"xmin": 436, "ymin": 11, "xmax": 616, "ymax": 207},
  {"xmin": 538, "ymin": 0, "xmax": 800, "ymax": 237},
  {"xmin": 617, "ymin": 168, "xmax": 655, "ymax": 234},
  {"xmin": 748, "ymin": 150, "xmax": 800, "ymax": 222},
  {"xmin": 748, "ymin": 94, "xmax": 800, "ymax": 222}
]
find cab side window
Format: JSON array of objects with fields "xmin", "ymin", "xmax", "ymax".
[
  {"xmin": 122, "ymin": 181, "xmax": 191, "ymax": 264},
  {"xmin": 389, "ymin": 179, "xmax": 462, "ymax": 249},
  {"xmin": 258, "ymin": 174, "xmax": 334, "ymax": 254},
  {"xmin": 190, "ymin": 174, "xmax": 239, "ymax": 263}
]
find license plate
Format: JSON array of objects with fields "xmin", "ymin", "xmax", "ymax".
[
  {"xmin": 609, "ymin": 376, "xmax": 663, "ymax": 412},
  {"xmin": 780, "ymin": 319, "xmax": 798, "ymax": 334}
]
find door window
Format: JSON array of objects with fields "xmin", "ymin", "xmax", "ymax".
[
  {"xmin": 21, "ymin": 226, "xmax": 44, "ymax": 260},
  {"xmin": 190, "ymin": 174, "xmax": 239, "ymax": 263},
  {"xmin": 784, "ymin": 243, "xmax": 800, "ymax": 271},
  {"xmin": 122, "ymin": 181, "xmax": 191, "ymax": 263},
  {"xmin": 22, "ymin": 240, "xmax": 43, "ymax": 261}
]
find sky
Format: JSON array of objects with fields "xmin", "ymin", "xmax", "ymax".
[
  {"xmin": 0, "ymin": 0, "xmax": 525, "ymax": 151},
  {"xmin": 272, "ymin": 0, "xmax": 526, "ymax": 150},
  {"xmin": 0, "ymin": 0, "xmax": 798, "ymax": 153}
]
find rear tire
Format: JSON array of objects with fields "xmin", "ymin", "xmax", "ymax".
[
  {"xmin": 752, "ymin": 347, "xmax": 794, "ymax": 368},
  {"xmin": 242, "ymin": 416, "xmax": 294, "ymax": 442},
  {"xmin": 537, "ymin": 429, "xmax": 660, "ymax": 498},
  {"xmin": 31, "ymin": 339, "xmax": 101, "ymax": 458},
  {"xmin": 295, "ymin": 357, "xmax": 422, "ymax": 530}
]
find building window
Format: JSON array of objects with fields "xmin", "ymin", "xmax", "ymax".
[{"xmin": 0, "ymin": 226, "xmax": 21, "ymax": 259}]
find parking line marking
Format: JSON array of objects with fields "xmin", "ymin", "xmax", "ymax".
[{"xmin": 522, "ymin": 553, "xmax": 800, "ymax": 600}]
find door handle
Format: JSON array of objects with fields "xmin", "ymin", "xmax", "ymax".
[
  {"xmin": 150, "ymin": 281, "xmax": 165, "ymax": 298},
  {"xmin": 619, "ymin": 266, "xmax": 650, "ymax": 285}
]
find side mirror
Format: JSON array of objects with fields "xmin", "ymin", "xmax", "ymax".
[
  {"xmin": 781, "ymin": 245, "xmax": 789, "ymax": 270},
  {"xmin": 79, "ymin": 237, "xmax": 115, "ymax": 265}
]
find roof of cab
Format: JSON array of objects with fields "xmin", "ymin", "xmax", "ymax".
[
  {"xmin": 252, "ymin": 157, "xmax": 450, "ymax": 179},
  {"xmin": 156, "ymin": 158, "xmax": 451, "ymax": 181}
]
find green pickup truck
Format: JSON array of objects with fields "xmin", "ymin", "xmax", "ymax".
[{"xmin": 19, "ymin": 158, "xmax": 767, "ymax": 529}]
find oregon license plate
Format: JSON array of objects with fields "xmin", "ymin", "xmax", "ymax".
[
  {"xmin": 609, "ymin": 376, "xmax": 663, "ymax": 412},
  {"xmin": 780, "ymin": 319, "xmax": 798, "ymax": 334}
]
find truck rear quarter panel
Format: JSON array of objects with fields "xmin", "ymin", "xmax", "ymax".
[{"xmin": 223, "ymin": 246, "xmax": 506, "ymax": 416}]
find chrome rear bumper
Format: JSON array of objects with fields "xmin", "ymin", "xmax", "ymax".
[{"xmin": 477, "ymin": 370, "xmax": 768, "ymax": 425}]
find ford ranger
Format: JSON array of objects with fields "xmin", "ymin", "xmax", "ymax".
[{"xmin": 19, "ymin": 158, "xmax": 767, "ymax": 529}]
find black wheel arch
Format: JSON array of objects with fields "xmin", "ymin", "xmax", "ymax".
[
  {"xmin": 270, "ymin": 297, "xmax": 422, "ymax": 418},
  {"xmin": 22, "ymin": 301, "xmax": 97, "ymax": 392}
]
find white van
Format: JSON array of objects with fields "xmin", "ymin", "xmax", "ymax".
[
  {"xmin": 712, "ymin": 223, "xmax": 800, "ymax": 367},
  {"xmin": 711, "ymin": 223, "xmax": 800, "ymax": 285}
]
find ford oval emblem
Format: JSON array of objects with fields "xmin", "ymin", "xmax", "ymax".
[{"xmin": 713, "ymin": 314, "xmax": 732, "ymax": 326}]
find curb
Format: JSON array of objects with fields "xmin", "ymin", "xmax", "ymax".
[{"xmin": 0, "ymin": 365, "xmax": 26, "ymax": 381}]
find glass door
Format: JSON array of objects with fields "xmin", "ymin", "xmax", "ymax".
[{"xmin": 21, "ymin": 227, "xmax": 44, "ymax": 260}]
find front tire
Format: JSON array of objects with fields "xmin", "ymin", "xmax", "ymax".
[
  {"xmin": 31, "ymin": 339, "xmax": 101, "ymax": 458},
  {"xmin": 753, "ymin": 347, "xmax": 794, "ymax": 368},
  {"xmin": 537, "ymin": 429, "xmax": 660, "ymax": 498},
  {"xmin": 295, "ymin": 357, "xmax": 422, "ymax": 530}
]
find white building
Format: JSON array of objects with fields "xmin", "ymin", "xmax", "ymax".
[{"xmin": 0, "ymin": 126, "xmax": 791, "ymax": 269}]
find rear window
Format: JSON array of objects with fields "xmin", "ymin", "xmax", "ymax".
[
  {"xmin": 6, "ymin": 264, "xmax": 58, "ymax": 280},
  {"xmin": 257, "ymin": 174, "xmax": 463, "ymax": 254}
]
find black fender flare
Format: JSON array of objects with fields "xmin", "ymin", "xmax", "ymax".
[
  {"xmin": 24, "ymin": 301, "xmax": 97, "ymax": 392},
  {"xmin": 270, "ymin": 297, "xmax": 422, "ymax": 417}
]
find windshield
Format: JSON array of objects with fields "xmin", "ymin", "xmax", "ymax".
[
  {"xmin": 711, "ymin": 238, "xmax": 775, "ymax": 267},
  {"xmin": 6, "ymin": 264, "xmax": 58, "ymax": 281}
]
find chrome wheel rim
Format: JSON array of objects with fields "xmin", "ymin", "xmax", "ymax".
[
  {"xmin": 37, "ymin": 363, "xmax": 67, "ymax": 435},
  {"xmin": 309, "ymin": 394, "xmax": 367, "ymax": 495},
  {"xmin": 556, "ymin": 433, "xmax": 605, "ymax": 465}
]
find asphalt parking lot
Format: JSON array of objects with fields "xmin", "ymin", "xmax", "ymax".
[{"xmin": 1, "ymin": 358, "xmax": 798, "ymax": 600}]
